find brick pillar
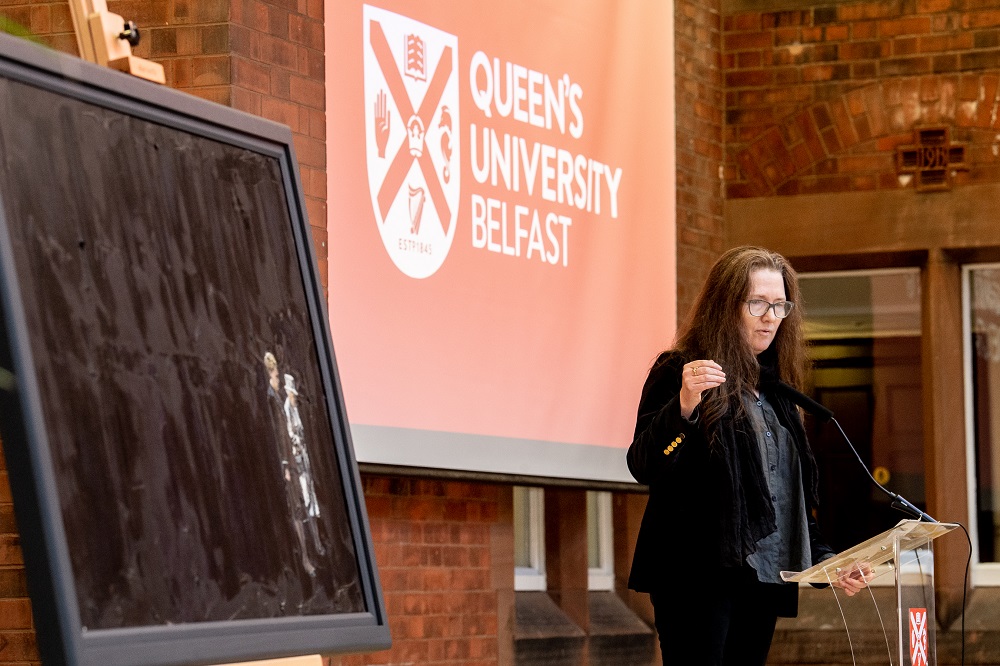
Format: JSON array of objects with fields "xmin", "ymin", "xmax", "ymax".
[
  {"xmin": 921, "ymin": 250, "xmax": 970, "ymax": 627},
  {"xmin": 612, "ymin": 492, "xmax": 652, "ymax": 621},
  {"xmin": 543, "ymin": 487, "xmax": 589, "ymax": 663},
  {"xmin": 675, "ymin": 0, "xmax": 725, "ymax": 320},
  {"xmin": 613, "ymin": 491, "xmax": 660, "ymax": 664}
]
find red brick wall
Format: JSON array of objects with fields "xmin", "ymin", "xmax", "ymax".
[
  {"xmin": 675, "ymin": 0, "xmax": 727, "ymax": 320},
  {"xmin": 331, "ymin": 476, "xmax": 511, "ymax": 666},
  {"xmin": 135, "ymin": 0, "xmax": 232, "ymax": 106},
  {"xmin": 0, "ymin": 443, "xmax": 36, "ymax": 665},
  {"xmin": 724, "ymin": 0, "xmax": 1000, "ymax": 198},
  {"xmin": 3, "ymin": 1, "xmax": 231, "ymax": 102},
  {"xmin": 0, "ymin": 2, "xmax": 75, "ymax": 54}
]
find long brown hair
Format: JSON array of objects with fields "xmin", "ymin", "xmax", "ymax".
[{"xmin": 674, "ymin": 246, "xmax": 807, "ymax": 433}]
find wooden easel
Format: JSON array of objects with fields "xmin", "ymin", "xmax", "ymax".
[{"xmin": 66, "ymin": 0, "xmax": 165, "ymax": 83}]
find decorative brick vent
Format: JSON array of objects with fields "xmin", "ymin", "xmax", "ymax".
[{"xmin": 896, "ymin": 126, "xmax": 967, "ymax": 192}]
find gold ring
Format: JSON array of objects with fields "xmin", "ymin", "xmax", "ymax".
[{"xmin": 693, "ymin": 366, "xmax": 699, "ymax": 375}]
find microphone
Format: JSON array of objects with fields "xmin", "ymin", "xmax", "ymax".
[
  {"xmin": 775, "ymin": 382, "xmax": 937, "ymax": 523},
  {"xmin": 775, "ymin": 382, "xmax": 834, "ymax": 423}
]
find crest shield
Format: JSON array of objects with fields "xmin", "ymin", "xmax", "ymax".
[{"xmin": 363, "ymin": 5, "xmax": 460, "ymax": 279}]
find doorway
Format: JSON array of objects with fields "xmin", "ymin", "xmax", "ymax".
[{"xmin": 799, "ymin": 269, "xmax": 925, "ymax": 551}]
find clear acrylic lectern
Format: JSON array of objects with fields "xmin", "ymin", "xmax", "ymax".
[{"xmin": 781, "ymin": 519, "xmax": 959, "ymax": 666}]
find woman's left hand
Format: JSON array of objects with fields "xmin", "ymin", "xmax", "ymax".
[{"xmin": 832, "ymin": 562, "xmax": 874, "ymax": 597}]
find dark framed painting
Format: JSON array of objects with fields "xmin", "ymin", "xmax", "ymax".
[{"xmin": 0, "ymin": 33, "xmax": 388, "ymax": 665}]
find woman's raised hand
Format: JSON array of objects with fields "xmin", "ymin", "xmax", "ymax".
[{"xmin": 680, "ymin": 360, "xmax": 726, "ymax": 419}]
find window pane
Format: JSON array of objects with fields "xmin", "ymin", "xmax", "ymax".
[
  {"xmin": 513, "ymin": 487, "xmax": 546, "ymax": 590},
  {"xmin": 970, "ymin": 267, "xmax": 1000, "ymax": 563},
  {"xmin": 587, "ymin": 491, "xmax": 600, "ymax": 569},
  {"xmin": 513, "ymin": 486, "xmax": 531, "ymax": 568},
  {"xmin": 799, "ymin": 270, "xmax": 924, "ymax": 551}
]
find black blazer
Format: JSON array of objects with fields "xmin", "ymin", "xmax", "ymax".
[{"xmin": 626, "ymin": 351, "xmax": 833, "ymax": 613}]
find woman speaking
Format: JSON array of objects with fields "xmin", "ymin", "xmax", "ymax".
[{"xmin": 626, "ymin": 246, "xmax": 863, "ymax": 664}]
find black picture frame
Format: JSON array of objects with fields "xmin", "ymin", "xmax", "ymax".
[{"xmin": 0, "ymin": 33, "xmax": 388, "ymax": 665}]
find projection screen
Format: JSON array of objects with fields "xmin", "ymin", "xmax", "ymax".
[{"xmin": 326, "ymin": 1, "xmax": 677, "ymax": 483}]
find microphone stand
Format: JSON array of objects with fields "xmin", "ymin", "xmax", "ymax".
[
  {"xmin": 826, "ymin": 417, "xmax": 938, "ymax": 523},
  {"xmin": 776, "ymin": 381, "xmax": 937, "ymax": 523}
]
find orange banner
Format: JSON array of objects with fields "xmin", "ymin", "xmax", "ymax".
[{"xmin": 326, "ymin": 0, "xmax": 675, "ymax": 478}]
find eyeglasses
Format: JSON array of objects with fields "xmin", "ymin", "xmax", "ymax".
[{"xmin": 746, "ymin": 299, "xmax": 794, "ymax": 318}]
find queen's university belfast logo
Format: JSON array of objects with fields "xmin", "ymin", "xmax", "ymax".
[
  {"xmin": 363, "ymin": 5, "xmax": 460, "ymax": 278},
  {"xmin": 909, "ymin": 607, "xmax": 928, "ymax": 666}
]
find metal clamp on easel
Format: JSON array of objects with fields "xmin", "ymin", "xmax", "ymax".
[{"xmin": 67, "ymin": 0, "xmax": 165, "ymax": 84}]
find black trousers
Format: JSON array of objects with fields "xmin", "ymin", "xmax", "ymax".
[{"xmin": 650, "ymin": 570, "xmax": 781, "ymax": 666}]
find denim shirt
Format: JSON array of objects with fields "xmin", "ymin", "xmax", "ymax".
[{"xmin": 744, "ymin": 391, "xmax": 812, "ymax": 584}]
